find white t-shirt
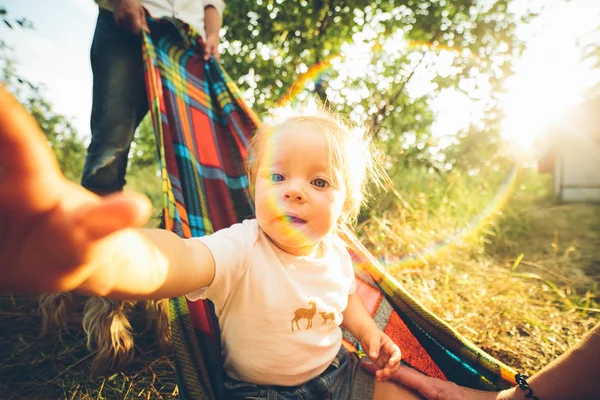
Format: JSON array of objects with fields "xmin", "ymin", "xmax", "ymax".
[
  {"xmin": 187, "ymin": 219, "xmax": 357, "ymax": 386},
  {"xmin": 95, "ymin": 0, "xmax": 225, "ymax": 40}
]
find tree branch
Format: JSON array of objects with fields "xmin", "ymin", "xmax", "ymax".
[{"xmin": 368, "ymin": 53, "xmax": 426, "ymax": 139}]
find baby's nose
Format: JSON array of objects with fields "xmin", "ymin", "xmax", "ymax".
[{"xmin": 283, "ymin": 186, "xmax": 305, "ymax": 202}]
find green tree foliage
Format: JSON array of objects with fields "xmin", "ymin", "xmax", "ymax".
[
  {"xmin": 583, "ymin": 25, "xmax": 600, "ymax": 68},
  {"xmin": 126, "ymin": 115, "xmax": 163, "ymax": 222},
  {"xmin": 221, "ymin": 0, "xmax": 532, "ymax": 176},
  {"xmin": 582, "ymin": 25, "xmax": 600, "ymax": 99},
  {"xmin": 2, "ymin": 63, "xmax": 86, "ymax": 181},
  {"xmin": 130, "ymin": 115, "xmax": 158, "ymax": 169}
]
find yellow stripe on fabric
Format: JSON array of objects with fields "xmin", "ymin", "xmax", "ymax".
[
  {"xmin": 143, "ymin": 33, "xmax": 178, "ymax": 230},
  {"xmin": 186, "ymin": 80, "xmax": 208, "ymax": 109}
]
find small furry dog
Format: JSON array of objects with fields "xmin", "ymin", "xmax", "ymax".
[{"xmin": 39, "ymin": 294, "xmax": 171, "ymax": 374}]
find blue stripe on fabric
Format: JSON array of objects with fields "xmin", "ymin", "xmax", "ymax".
[
  {"xmin": 179, "ymin": 152, "xmax": 202, "ymax": 216},
  {"xmin": 189, "ymin": 214, "xmax": 205, "ymax": 230}
]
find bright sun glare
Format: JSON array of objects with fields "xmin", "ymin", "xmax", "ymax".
[
  {"xmin": 314, "ymin": 1, "xmax": 600, "ymax": 162},
  {"xmin": 499, "ymin": 0, "xmax": 600, "ymax": 153}
]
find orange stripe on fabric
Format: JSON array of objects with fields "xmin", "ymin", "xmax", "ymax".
[
  {"xmin": 190, "ymin": 107, "xmax": 221, "ymax": 168},
  {"xmin": 176, "ymin": 202, "xmax": 192, "ymax": 238},
  {"xmin": 187, "ymin": 80, "xmax": 207, "ymax": 108},
  {"xmin": 176, "ymin": 95, "xmax": 194, "ymax": 152},
  {"xmin": 342, "ymin": 340, "xmax": 357, "ymax": 353}
]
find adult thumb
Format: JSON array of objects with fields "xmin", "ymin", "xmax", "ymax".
[{"xmin": 72, "ymin": 192, "xmax": 152, "ymax": 240}]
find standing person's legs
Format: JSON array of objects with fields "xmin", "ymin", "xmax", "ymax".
[{"xmin": 81, "ymin": 8, "xmax": 148, "ymax": 195}]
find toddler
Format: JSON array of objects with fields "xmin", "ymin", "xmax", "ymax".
[{"xmin": 0, "ymin": 88, "xmax": 420, "ymax": 399}]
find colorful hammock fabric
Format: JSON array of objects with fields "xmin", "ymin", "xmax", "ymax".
[{"xmin": 142, "ymin": 17, "xmax": 518, "ymax": 400}]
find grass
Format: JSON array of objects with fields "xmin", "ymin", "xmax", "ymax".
[
  {"xmin": 1, "ymin": 167, "xmax": 598, "ymax": 398},
  {"xmin": 360, "ymin": 167, "xmax": 600, "ymax": 374},
  {"xmin": 0, "ymin": 297, "xmax": 177, "ymax": 399}
]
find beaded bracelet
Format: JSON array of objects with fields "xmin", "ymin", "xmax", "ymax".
[{"xmin": 515, "ymin": 373, "xmax": 539, "ymax": 400}]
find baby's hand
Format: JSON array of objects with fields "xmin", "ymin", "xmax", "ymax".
[
  {"xmin": 359, "ymin": 326, "xmax": 402, "ymax": 383},
  {"xmin": 0, "ymin": 88, "xmax": 151, "ymax": 294}
]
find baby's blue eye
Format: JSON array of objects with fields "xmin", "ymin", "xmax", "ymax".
[
  {"xmin": 270, "ymin": 173, "xmax": 285, "ymax": 182},
  {"xmin": 312, "ymin": 178, "xmax": 329, "ymax": 188}
]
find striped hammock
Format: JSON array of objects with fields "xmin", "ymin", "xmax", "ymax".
[{"xmin": 141, "ymin": 16, "xmax": 518, "ymax": 400}]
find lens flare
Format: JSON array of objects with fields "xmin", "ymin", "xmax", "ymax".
[
  {"xmin": 259, "ymin": 132, "xmax": 319, "ymax": 247},
  {"xmin": 275, "ymin": 39, "xmax": 471, "ymax": 107},
  {"xmin": 367, "ymin": 166, "xmax": 519, "ymax": 274},
  {"xmin": 269, "ymin": 39, "xmax": 509, "ymax": 268}
]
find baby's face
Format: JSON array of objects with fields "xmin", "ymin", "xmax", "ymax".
[{"xmin": 253, "ymin": 122, "xmax": 345, "ymax": 256}]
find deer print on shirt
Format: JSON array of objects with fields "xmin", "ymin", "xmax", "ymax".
[
  {"xmin": 320, "ymin": 311, "xmax": 335, "ymax": 325},
  {"xmin": 291, "ymin": 300, "xmax": 317, "ymax": 331}
]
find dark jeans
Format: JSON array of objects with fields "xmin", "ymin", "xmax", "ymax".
[
  {"xmin": 81, "ymin": 8, "xmax": 148, "ymax": 193},
  {"xmin": 223, "ymin": 346, "xmax": 375, "ymax": 400}
]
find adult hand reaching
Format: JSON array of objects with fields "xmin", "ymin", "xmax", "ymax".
[
  {"xmin": 362, "ymin": 363, "xmax": 503, "ymax": 400},
  {"xmin": 0, "ymin": 88, "xmax": 151, "ymax": 294},
  {"xmin": 363, "ymin": 320, "xmax": 600, "ymax": 400}
]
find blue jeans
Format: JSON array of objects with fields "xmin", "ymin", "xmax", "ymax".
[
  {"xmin": 223, "ymin": 346, "xmax": 375, "ymax": 400},
  {"xmin": 81, "ymin": 9, "xmax": 148, "ymax": 193}
]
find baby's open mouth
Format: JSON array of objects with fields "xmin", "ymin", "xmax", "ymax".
[{"xmin": 281, "ymin": 215, "xmax": 307, "ymax": 224}]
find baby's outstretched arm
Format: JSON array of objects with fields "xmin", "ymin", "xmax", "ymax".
[{"xmin": 0, "ymin": 88, "xmax": 215, "ymax": 298}]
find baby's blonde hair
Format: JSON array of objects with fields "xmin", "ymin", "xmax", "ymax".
[{"xmin": 246, "ymin": 106, "xmax": 383, "ymax": 226}]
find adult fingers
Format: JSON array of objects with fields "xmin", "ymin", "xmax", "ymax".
[
  {"xmin": 71, "ymin": 191, "xmax": 152, "ymax": 241},
  {"xmin": 139, "ymin": 7, "xmax": 150, "ymax": 33},
  {"xmin": 204, "ymin": 44, "xmax": 213, "ymax": 60},
  {"xmin": 363, "ymin": 363, "xmax": 435, "ymax": 397}
]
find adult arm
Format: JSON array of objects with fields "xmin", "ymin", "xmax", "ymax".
[
  {"xmin": 0, "ymin": 88, "xmax": 213, "ymax": 299},
  {"xmin": 365, "ymin": 322, "xmax": 600, "ymax": 400},
  {"xmin": 203, "ymin": 3, "xmax": 223, "ymax": 60}
]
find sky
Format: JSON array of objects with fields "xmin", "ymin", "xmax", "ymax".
[
  {"xmin": 1, "ymin": 0, "xmax": 600, "ymax": 150},
  {"xmin": 1, "ymin": 0, "xmax": 97, "ymax": 137}
]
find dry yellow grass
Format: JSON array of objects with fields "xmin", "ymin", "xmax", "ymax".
[{"xmin": 360, "ymin": 202, "xmax": 600, "ymax": 375}]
